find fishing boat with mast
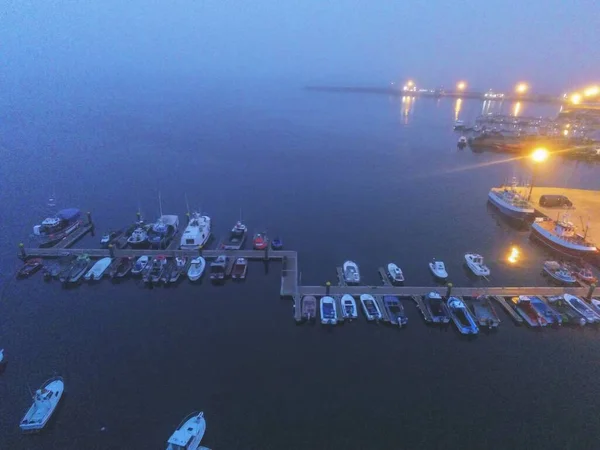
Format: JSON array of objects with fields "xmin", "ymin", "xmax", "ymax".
[
  {"xmin": 180, "ymin": 198, "xmax": 211, "ymax": 250},
  {"xmin": 32, "ymin": 208, "xmax": 82, "ymax": 248},
  {"xmin": 531, "ymin": 214, "xmax": 597, "ymax": 257},
  {"xmin": 487, "ymin": 177, "xmax": 535, "ymax": 220},
  {"xmin": 20, "ymin": 376, "xmax": 65, "ymax": 433}
]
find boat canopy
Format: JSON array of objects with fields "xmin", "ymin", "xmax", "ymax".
[{"xmin": 57, "ymin": 208, "xmax": 81, "ymax": 221}]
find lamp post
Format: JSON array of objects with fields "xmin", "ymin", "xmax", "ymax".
[{"xmin": 528, "ymin": 148, "xmax": 549, "ymax": 201}]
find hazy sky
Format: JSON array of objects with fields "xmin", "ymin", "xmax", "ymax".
[{"xmin": 2, "ymin": 0, "xmax": 599, "ymax": 91}]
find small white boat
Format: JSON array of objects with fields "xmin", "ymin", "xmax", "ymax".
[
  {"xmin": 343, "ymin": 260, "xmax": 360, "ymax": 284},
  {"xmin": 84, "ymin": 257, "xmax": 113, "ymax": 281},
  {"xmin": 20, "ymin": 376, "xmax": 64, "ymax": 433},
  {"xmin": 360, "ymin": 294, "xmax": 382, "ymax": 321},
  {"xmin": 429, "ymin": 259, "xmax": 448, "ymax": 279},
  {"xmin": 131, "ymin": 255, "xmax": 150, "ymax": 275},
  {"xmin": 187, "ymin": 257, "xmax": 206, "ymax": 282},
  {"xmin": 180, "ymin": 213, "xmax": 211, "ymax": 249},
  {"xmin": 464, "ymin": 253, "xmax": 490, "ymax": 277},
  {"xmin": 320, "ymin": 296, "xmax": 337, "ymax": 325},
  {"xmin": 454, "ymin": 119, "xmax": 465, "ymax": 130},
  {"xmin": 387, "ymin": 263, "xmax": 404, "ymax": 284},
  {"xmin": 0, "ymin": 348, "xmax": 6, "ymax": 372},
  {"xmin": 457, "ymin": 136, "xmax": 468, "ymax": 146},
  {"xmin": 166, "ymin": 411, "xmax": 206, "ymax": 450},
  {"xmin": 340, "ymin": 294, "xmax": 358, "ymax": 319}
]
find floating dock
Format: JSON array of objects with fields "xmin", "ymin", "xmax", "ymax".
[
  {"xmin": 378, "ymin": 267, "xmax": 392, "ymax": 286},
  {"xmin": 412, "ymin": 295, "xmax": 433, "ymax": 323},
  {"xmin": 336, "ymin": 267, "xmax": 346, "ymax": 286},
  {"xmin": 493, "ymin": 296, "xmax": 524, "ymax": 324}
]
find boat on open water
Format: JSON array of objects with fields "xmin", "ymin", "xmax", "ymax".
[
  {"xmin": 447, "ymin": 297, "xmax": 479, "ymax": 334},
  {"xmin": 423, "ymin": 291, "xmax": 450, "ymax": 323},
  {"xmin": 383, "ymin": 296, "xmax": 408, "ymax": 327},
  {"xmin": 429, "ymin": 259, "xmax": 448, "ymax": 280},
  {"xmin": 320, "ymin": 296, "xmax": 338, "ymax": 325},
  {"xmin": 165, "ymin": 411, "xmax": 206, "ymax": 450},
  {"xmin": 464, "ymin": 253, "xmax": 490, "ymax": 277},
  {"xmin": 359, "ymin": 294, "xmax": 382, "ymax": 321},
  {"xmin": 20, "ymin": 376, "xmax": 64, "ymax": 433}
]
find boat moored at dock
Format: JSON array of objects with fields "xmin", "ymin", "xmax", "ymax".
[
  {"xmin": 17, "ymin": 259, "xmax": 43, "ymax": 279},
  {"xmin": 210, "ymin": 255, "xmax": 228, "ymax": 282},
  {"xmin": 468, "ymin": 296, "xmax": 500, "ymax": 329},
  {"xmin": 545, "ymin": 296, "xmax": 586, "ymax": 326},
  {"xmin": 64, "ymin": 254, "xmax": 91, "ymax": 285},
  {"xmin": 383, "ymin": 295, "xmax": 408, "ymax": 327},
  {"xmin": 447, "ymin": 297, "xmax": 479, "ymax": 334},
  {"xmin": 542, "ymin": 261, "xmax": 577, "ymax": 284},
  {"xmin": 231, "ymin": 257, "xmax": 248, "ymax": 280},
  {"xmin": 343, "ymin": 261, "xmax": 360, "ymax": 285},
  {"xmin": 33, "ymin": 208, "xmax": 82, "ymax": 248},
  {"xmin": 168, "ymin": 257, "xmax": 188, "ymax": 283},
  {"xmin": 511, "ymin": 296, "xmax": 548, "ymax": 327},
  {"xmin": 145, "ymin": 255, "xmax": 168, "ymax": 285},
  {"xmin": 340, "ymin": 294, "xmax": 358, "ymax": 320},
  {"xmin": 529, "ymin": 296, "xmax": 562, "ymax": 326},
  {"xmin": 531, "ymin": 216, "xmax": 597, "ymax": 257},
  {"xmin": 253, "ymin": 233, "xmax": 268, "ymax": 250},
  {"xmin": 487, "ymin": 181, "xmax": 534, "ymax": 220},
  {"xmin": 221, "ymin": 221, "xmax": 247, "ymax": 250},
  {"xmin": 271, "ymin": 237, "xmax": 283, "ymax": 250},
  {"xmin": 20, "ymin": 376, "xmax": 64, "ymax": 433},
  {"xmin": 132, "ymin": 255, "xmax": 150, "ymax": 276},
  {"xmin": 422, "ymin": 291, "xmax": 450, "ymax": 324},
  {"xmin": 301, "ymin": 296, "xmax": 317, "ymax": 321},
  {"xmin": 188, "ymin": 257, "xmax": 206, "ymax": 282},
  {"xmin": 320, "ymin": 296, "xmax": 338, "ymax": 325},
  {"xmin": 84, "ymin": 257, "xmax": 112, "ymax": 281},
  {"xmin": 563, "ymin": 294, "xmax": 600, "ymax": 324},
  {"xmin": 359, "ymin": 294, "xmax": 382, "ymax": 321},
  {"xmin": 165, "ymin": 411, "xmax": 206, "ymax": 450},
  {"xmin": 386, "ymin": 263, "xmax": 404, "ymax": 284},
  {"xmin": 127, "ymin": 225, "xmax": 150, "ymax": 249},
  {"xmin": 147, "ymin": 215, "xmax": 180, "ymax": 249},
  {"xmin": 180, "ymin": 213, "xmax": 211, "ymax": 249},
  {"xmin": 111, "ymin": 257, "xmax": 133, "ymax": 279}
]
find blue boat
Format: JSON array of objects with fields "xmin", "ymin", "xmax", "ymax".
[
  {"xmin": 271, "ymin": 237, "xmax": 283, "ymax": 250},
  {"xmin": 529, "ymin": 296, "xmax": 562, "ymax": 326},
  {"xmin": 147, "ymin": 215, "xmax": 179, "ymax": 249},
  {"xmin": 423, "ymin": 291, "xmax": 450, "ymax": 324},
  {"xmin": 383, "ymin": 296, "xmax": 408, "ymax": 327},
  {"xmin": 447, "ymin": 297, "xmax": 479, "ymax": 334}
]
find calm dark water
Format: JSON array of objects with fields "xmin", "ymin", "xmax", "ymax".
[{"xmin": 1, "ymin": 80, "xmax": 600, "ymax": 449}]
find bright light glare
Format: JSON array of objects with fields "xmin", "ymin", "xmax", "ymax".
[
  {"xmin": 584, "ymin": 86, "xmax": 599, "ymax": 97},
  {"xmin": 407, "ymin": 80, "xmax": 414, "ymax": 87},
  {"xmin": 516, "ymin": 83, "xmax": 528, "ymax": 94},
  {"xmin": 457, "ymin": 81, "xmax": 466, "ymax": 90},
  {"xmin": 507, "ymin": 247, "xmax": 520, "ymax": 264},
  {"xmin": 531, "ymin": 147, "xmax": 549, "ymax": 163},
  {"xmin": 571, "ymin": 93, "xmax": 582, "ymax": 104}
]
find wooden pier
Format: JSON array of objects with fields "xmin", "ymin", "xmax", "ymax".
[
  {"xmin": 412, "ymin": 295, "xmax": 433, "ymax": 323},
  {"xmin": 336, "ymin": 267, "xmax": 346, "ymax": 286},
  {"xmin": 378, "ymin": 267, "xmax": 392, "ymax": 286}
]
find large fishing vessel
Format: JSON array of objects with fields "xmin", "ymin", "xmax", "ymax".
[
  {"xmin": 180, "ymin": 213, "xmax": 211, "ymax": 249},
  {"xmin": 487, "ymin": 179, "xmax": 534, "ymax": 220},
  {"xmin": 531, "ymin": 216, "xmax": 597, "ymax": 257}
]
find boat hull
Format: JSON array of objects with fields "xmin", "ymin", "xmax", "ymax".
[
  {"xmin": 487, "ymin": 191, "xmax": 533, "ymax": 220},
  {"xmin": 37, "ymin": 221, "xmax": 81, "ymax": 248},
  {"xmin": 531, "ymin": 223, "xmax": 598, "ymax": 257},
  {"xmin": 20, "ymin": 378, "xmax": 64, "ymax": 433}
]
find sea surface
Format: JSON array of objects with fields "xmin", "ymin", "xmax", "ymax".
[{"xmin": 1, "ymin": 80, "xmax": 600, "ymax": 449}]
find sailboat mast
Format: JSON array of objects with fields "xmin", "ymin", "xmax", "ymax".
[
  {"xmin": 158, "ymin": 191, "xmax": 163, "ymax": 217},
  {"xmin": 184, "ymin": 193, "xmax": 190, "ymax": 215}
]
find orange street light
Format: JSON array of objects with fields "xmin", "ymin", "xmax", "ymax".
[{"xmin": 515, "ymin": 83, "xmax": 528, "ymax": 94}]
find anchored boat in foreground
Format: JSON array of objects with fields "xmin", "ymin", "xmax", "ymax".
[
  {"xmin": 383, "ymin": 296, "xmax": 408, "ymax": 327},
  {"xmin": 360, "ymin": 294, "xmax": 382, "ymax": 321},
  {"xmin": 320, "ymin": 296, "xmax": 338, "ymax": 325},
  {"xmin": 166, "ymin": 411, "xmax": 206, "ymax": 450},
  {"xmin": 423, "ymin": 291, "xmax": 450, "ymax": 324},
  {"xmin": 20, "ymin": 376, "xmax": 64, "ymax": 433},
  {"xmin": 340, "ymin": 294, "xmax": 358, "ymax": 320}
]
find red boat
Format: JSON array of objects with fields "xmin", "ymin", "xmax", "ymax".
[
  {"xmin": 16, "ymin": 259, "xmax": 43, "ymax": 279},
  {"xmin": 253, "ymin": 233, "xmax": 268, "ymax": 250}
]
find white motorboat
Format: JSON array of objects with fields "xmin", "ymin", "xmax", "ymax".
[
  {"xmin": 429, "ymin": 259, "xmax": 448, "ymax": 279},
  {"xmin": 131, "ymin": 255, "xmax": 150, "ymax": 275},
  {"xmin": 166, "ymin": 411, "xmax": 206, "ymax": 450},
  {"xmin": 20, "ymin": 376, "xmax": 64, "ymax": 433},
  {"xmin": 563, "ymin": 294, "xmax": 600, "ymax": 324},
  {"xmin": 343, "ymin": 260, "xmax": 360, "ymax": 284},
  {"xmin": 84, "ymin": 257, "xmax": 113, "ymax": 281},
  {"xmin": 454, "ymin": 119, "xmax": 465, "ymax": 130},
  {"xmin": 386, "ymin": 263, "xmax": 404, "ymax": 284},
  {"xmin": 457, "ymin": 136, "xmax": 468, "ymax": 146},
  {"xmin": 0, "ymin": 348, "xmax": 5, "ymax": 372},
  {"xmin": 590, "ymin": 298, "xmax": 600, "ymax": 316},
  {"xmin": 187, "ymin": 257, "xmax": 206, "ymax": 282},
  {"xmin": 180, "ymin": 213, "xmax": 211, "ymax": 249},
  {"xmin": 447, "ymin": 297, "xmax": 479, "ymax": 335},
  {"xmin": 340, "ymin": 294, "xmax": 358, "ymax": 319},
  {"xmin": 320, "ymin": 296, "xmax": 338, "ymax": 325},
  {"xmin": 360, "ymin": 294, "xmax": 382, "ymax": 321},
  {"xmin": 464, "ymin": 253, "xmax": 490, "ymax": 277}
]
